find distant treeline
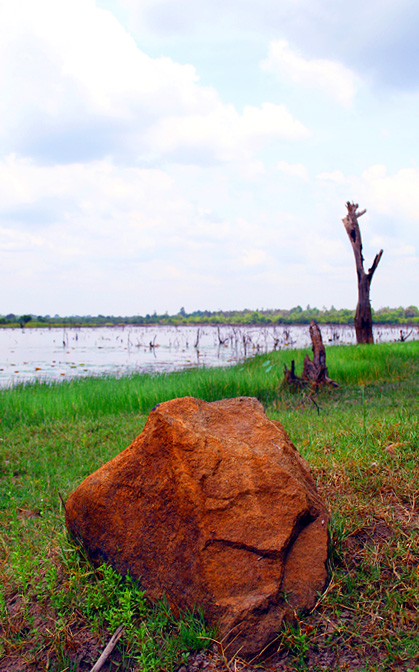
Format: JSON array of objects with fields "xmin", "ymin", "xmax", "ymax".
[{"xmin": 1, "ymin": 305, "xmax": 418, "ymax": 328}]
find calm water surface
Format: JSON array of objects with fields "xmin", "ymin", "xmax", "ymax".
[{"xmin": 0, "ymin": 324, "xmax": 416, "ymax": 388}]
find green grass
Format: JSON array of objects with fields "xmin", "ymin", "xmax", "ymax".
[
  {"xmin": 1, "ymin": 340, "xmax": 416, "ymax": 428},
  {"xmin": 1, "ymin": 340, "xmax": 419, "ymax": 670}
]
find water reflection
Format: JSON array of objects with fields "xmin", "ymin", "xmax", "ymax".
[{"xmin": 0, "ymin": 324, "xmax": 417, "ymax": 388}]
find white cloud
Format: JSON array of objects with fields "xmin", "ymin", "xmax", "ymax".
[
  {"xmin": 276, "ymin": 160, "xmax": 309, "ymax": 180},
  {"xmin": 0, "ymin": 1, "xmax": 214, "ymax": 151},
  {"xmin": 1, "ymin": 1, "xmax": 418, "ymax": 315},
  {"xmin": 0, "ymin": 154, "xmax": 328, "ymax": 313},
  {"xmin": 360, "ymin": 165, "xmax": 419, "ymax": 221},
  {"xmin": 316, "ymin": 170, "xmax": 346, "ymax": 184},
  {"xmin": 262, "ymin": 40, "xmax": 358, "ymax": 107},
  {"xmin": 146, "ymin": 102, "xmax": 310, "ymax": 163},
  {"xmin": 241, "ymin": 248, "xmax": 271, "ymax": 268},
  {"xmin": 315, "ymin": 164, "xmax": 419, "ymax": 225},
  {"xmin": 0, "ymin": 1, "xmax": 309, "ymax": 167},
  {"xmin": 319, "ymin": 165, "xmax": 419, "ymax": 230},
  {"xmin": 0, "ymin": 155, "xmax": 190, "ymax": 254},
  {"xmin": 0, "ymin": 155, "xmax": 283, "ymax": 272}
]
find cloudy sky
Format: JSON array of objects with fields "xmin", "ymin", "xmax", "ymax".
[{"xmin": 1, "ymin": 0, "xmax": 418, "ymax": 316}]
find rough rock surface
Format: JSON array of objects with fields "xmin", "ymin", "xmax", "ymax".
[{"xmin": 65, "ymin": 396, "xmax": 329, "ymax": 659}]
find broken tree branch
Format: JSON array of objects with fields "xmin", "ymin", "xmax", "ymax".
[
  {"xmin": 90, "ymin": 625, "xmax": 125, "ymax": 672},
  {"xmin": 283, "ymin": 359, "xmax": 304, "ymax": 387},
  {"xmin": 368, "ymin": 249, "xmax": 384, "ymax": 279}
]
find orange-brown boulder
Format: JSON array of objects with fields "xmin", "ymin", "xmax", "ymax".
[{"xmin": 65, "ymin": 396, "xmax": 329, "ymax": 659}]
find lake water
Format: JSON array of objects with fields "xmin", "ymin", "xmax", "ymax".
[{"xmin": 0, "ymin": 323, "xmax": 417, "ymax": 388}]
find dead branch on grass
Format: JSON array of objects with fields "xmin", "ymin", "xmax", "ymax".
[{"xmin": 89, "ymin": 625, "xmax": 125, "ymax": 672}]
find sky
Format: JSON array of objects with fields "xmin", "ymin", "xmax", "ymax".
[{"xmin": 1, "ymin": 0, "xmax": 418, "ymax": 316}]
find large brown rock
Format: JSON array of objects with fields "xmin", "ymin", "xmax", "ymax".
[{"xmin": 65, "ymin": 396, "xmax": 329, "ymax": 659}]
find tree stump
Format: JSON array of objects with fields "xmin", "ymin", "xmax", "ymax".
[{"xmin": 283, "ymin": 321, "xmax": 338, "ymax": 388}]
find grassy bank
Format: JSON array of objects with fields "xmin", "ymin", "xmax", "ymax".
[
  {"xmin": 1, "ymin": 342, "xmax": 418, "ymax": 671},
  {"xmin": 1, "ymin": 341, "xmax": 417, "ymax": 427}
]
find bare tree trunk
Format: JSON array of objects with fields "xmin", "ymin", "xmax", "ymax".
[{"xmin": 342, "ymin": 202, "xmax": 383, "ymax": 344}]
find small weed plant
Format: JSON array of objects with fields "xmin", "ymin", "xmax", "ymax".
[{"xmin": 1, "ymin": 527, "xmax": 214, "ymax": 671}]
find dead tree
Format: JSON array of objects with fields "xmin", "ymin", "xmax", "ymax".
[
  {"xmin": 283, "ymin": 321, "xmax": 338, "ymax": 388},
  {"xmin": 342, "ymin": 202, "xmax": 383, "ymax": 344}
]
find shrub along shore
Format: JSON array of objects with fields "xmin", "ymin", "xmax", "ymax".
[
  {"xmin": 1, "ymin": 341, "xmax": 418, "ymax": 671},
  {"xmin": 1, "ymin": 305, "xmax": 419, "ymax": 328}
]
